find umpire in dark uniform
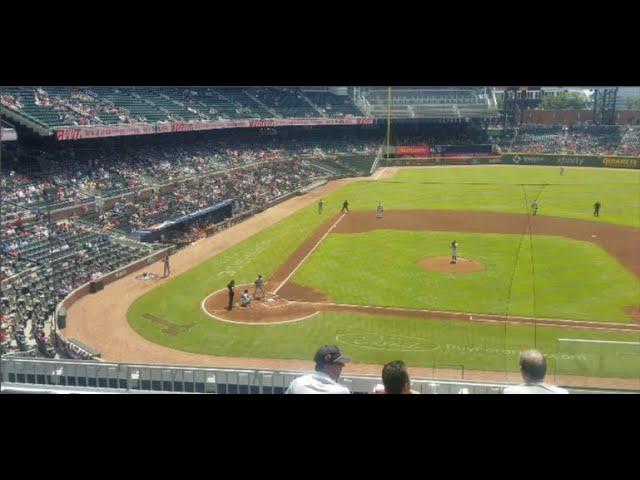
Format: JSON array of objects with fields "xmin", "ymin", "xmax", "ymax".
[{"xmin": 227, "ymin": 280, "xmax": 236, "ymax": 310}]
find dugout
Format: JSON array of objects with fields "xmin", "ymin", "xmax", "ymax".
[{"xmin": 129, "ymin": 199, "xmax": 234, "ymax": 243}]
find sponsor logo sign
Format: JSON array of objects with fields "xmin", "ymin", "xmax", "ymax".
[
  {"xmin": 396, "ymin": 146, "xmax": 430, "ymax": 156},
  {"xmin": 603, "ymin": 157, "xmax": 639, "ymax": 168}
]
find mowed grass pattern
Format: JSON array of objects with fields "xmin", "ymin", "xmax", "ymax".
[
  {"xmin": 128, "ymin": 166, "xmax": 640, "ymax": 377},
  {"xmin": 293, "ymin": 231, "xmax": 640, "ymax": 322},
  {"xmin": 336, "ymin": 166, "xmax": 640, "ymax": 227}
]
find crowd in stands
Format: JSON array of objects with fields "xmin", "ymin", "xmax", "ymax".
[
  {"xmin": 1, "ymin": 87, "xmax": 366, "ymax": 129},
  {"xmin": 1, "ymin": 215, "xmax": 155, "ymax": 356},
  {"xmin": 85, "ymin": 159, "xmax": 323, "ymax": 237},
  {"xmin": 500, "ymin": 125, "xmax": 626, "ymax": 154},
  {"xmin": 616, "ymin": 126, "xmax": 640, "ymax": 155},
  {"xmin": 2, "ymin": 132, "xmax": 381, "ymax": 214}
]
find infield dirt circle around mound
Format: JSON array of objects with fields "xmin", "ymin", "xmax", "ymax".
[{"xmin": 418, "ymin": 256, "xmax": 485, "ymax": 274}]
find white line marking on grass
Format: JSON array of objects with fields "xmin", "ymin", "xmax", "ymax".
[
  {"xmin": 273, "ymin": 213, "xmax": 347, "ymax": 295},
  {"xmin": 372, "ymin": 167, "xmax": 387, "ymax": 180},
  {"xmin": 288, "ymin": 300, "xmax": 640, "ymax": 333}
]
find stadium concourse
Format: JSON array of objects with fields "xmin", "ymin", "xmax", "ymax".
[{"xmin": 2, "ymin": 86, "xmax": 640, "ymax": 393}]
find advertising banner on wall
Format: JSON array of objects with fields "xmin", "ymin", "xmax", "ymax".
[
  {"xmin": 54, "ymin": 117, "xmax": 375, "ymax": 141},
  {"xmin": 396, "ymin": 146, "xmax": 430, "ymax": 156}
]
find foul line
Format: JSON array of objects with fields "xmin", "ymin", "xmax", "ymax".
[
  {"xmin": 372, "ymin": 167, "xmax": 387, "ymax": 180},
  {"xmin": 273, "ymin": 213, "xmax": 347, "ymax": 295},
  {"xmin": 288, "ymin": 300, "xmax": 640, "ymax": 333}
]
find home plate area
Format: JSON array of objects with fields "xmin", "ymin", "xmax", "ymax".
[{"xmin": 203, "ymin": 285, "xmax": 319, "ymax": 324}]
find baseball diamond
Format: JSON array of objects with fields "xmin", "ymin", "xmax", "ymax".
[
  {"xmin": 59, "ymin": 165, "xmax": 640, "ymax": 390},
  {"xmin": 3, "ymin": 85, "xmax": 640, "ymax": 394}
]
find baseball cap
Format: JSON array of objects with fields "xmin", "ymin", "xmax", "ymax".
[{"xmin": 314, "ymin": 345, "xmax": 351, "ymax": 367}]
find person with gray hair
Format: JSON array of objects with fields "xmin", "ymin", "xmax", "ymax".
[{"xmin": 503, "ymin": 349, "xmax": 569, "ymax": 394}]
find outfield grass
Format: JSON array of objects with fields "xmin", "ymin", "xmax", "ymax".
[
  {"xmin": 328, "ymin": 166, "xmax": 640, "ymax": 227},
  {"xmin": 128, "ymin": 166, "xmax": 640, "ymax": 378},
  {"xmin": 292, "ymin": 231, "xmax": 640, "ymax": 322}
]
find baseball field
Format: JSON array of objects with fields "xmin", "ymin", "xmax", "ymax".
[{"xmin": 125, "ymin": 166, "xmax": 640, "ymax": 383}]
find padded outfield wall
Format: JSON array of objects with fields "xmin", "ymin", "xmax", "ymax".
[{"xmin": 383, "ymin": 153, "xmax": 640, "ymax": 168}]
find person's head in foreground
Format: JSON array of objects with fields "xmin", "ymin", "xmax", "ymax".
[
  {"xmin": 383, "ymin": 360, "xmax": 412, "ymax": 394},
  {"xmin": 286, "ymin": 345, "xmax": 351, "ymax": 394},
  {"xmin": 314, "ymin": 345, "xmax": 351, "ymax": 381},
  {"xmin": 503, "ymin": 349, "xmax": 569, "ymax": 394},
  {"xmin": 519, "ymin": 349, "xmax": 547, "ymax": 383}
]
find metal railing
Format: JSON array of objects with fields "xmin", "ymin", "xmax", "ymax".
[{"xmin": 1, "ymin": 357, "xmax": 633, "ymax": 394}]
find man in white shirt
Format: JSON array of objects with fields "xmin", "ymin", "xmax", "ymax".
[
  {"xmin": 286, "ymin": 345, "xmax": 351, "ymax": 394},
  {"xmin": 503, "ymin": 349, "xmax": 569, "ymax": 394}
]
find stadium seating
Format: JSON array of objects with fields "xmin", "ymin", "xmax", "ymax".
[
  {"xmin": 358, "ymin": 87, "xmax": 498, "ymax": 120},
  {"xmin": 303, "ymin": 91, "xmax": 363, "ymax": 117},
  {"xmin": 2, "ymin": 87, "xmax": 369, "ymax": 130}
]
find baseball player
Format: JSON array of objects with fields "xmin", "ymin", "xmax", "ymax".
[
  {"xmin": 594, "ymin": 201, "xmax": 601, "ymax": 217},
  {"xmin": 560, "ymin": 165, "xmax": 565, "ymax": 176},
  {"xmin": 227, "ymin": 280, "xmax": 235, "ymax": 311},
  {"xmin": 376, "ymin": 201, "xmax": 384, "ymax": 219},
  {"xmin": 531, "ymin": 200, "xmax": 538, "ymax": 216},
  {"xmin": 341, "ymin": 200, "xmax": 349, "ymax": 214},
  {"xmin": 318, "ymin": 199, "xmax": 324, "ymax": 214},
  {"xmin": 163, "ymin": 255, "xmax": 171, "ymax": 277},
  {"xmin": 253, "ymin": 274, "xmax": 266, "ymax": 300},
  {"xmin": 240, "ymin": 290, "xmax": 252, "ymax": 307},
  {"xmin": 451, "ymin": 241, "xmax": 458, "ymax": 264}
]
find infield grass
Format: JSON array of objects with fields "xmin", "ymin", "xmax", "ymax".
[{"xmin": 292, "ymin": 230, "xmax": 640, "ymax": 322}]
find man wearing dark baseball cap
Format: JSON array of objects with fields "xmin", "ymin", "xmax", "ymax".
[{"xmin": 286, "ymin": 345, "xmax": 351, "ymax": 394}]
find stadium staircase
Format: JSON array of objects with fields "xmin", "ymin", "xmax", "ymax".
[
  {"xmin": 297, "ymin": 91, "xmax": 327, "ymax": 117},
  {"xmin": 215, "ymin": 88, "xmax": 275, "ymax": 118},
  {"xmin": 240, "ymin": 89, "xmax": 281, "ymax": 118}
]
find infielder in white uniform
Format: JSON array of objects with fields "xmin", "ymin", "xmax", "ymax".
[
  {"xmin": 451, "ymin": 240, "xmax": 458, "ymax": 264},
  {"xmin": 376, "ymin": 201, "xmax": 384, "ymax": 219}
]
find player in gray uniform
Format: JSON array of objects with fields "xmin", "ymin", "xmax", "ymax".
[
  {"xmin": 253, "ymin": 274, "xmax": 266, "ymax": 300},
  {"xmin": 531, "ymin": 200, "xmax": 538, "ymax": 216},
  {"xmin": 376, "ymin": 201, "xmax": 384, "ymax": 219},
  {"xmin": 318, "ymin": 199, "xmax": 324, "ymax": 214},
  {"xmin": 451, "ymin": 241, "xmax": 458, "ymax": 264}
]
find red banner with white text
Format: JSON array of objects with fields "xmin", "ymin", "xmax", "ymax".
[
  {"xmin": 396, "ymin": 146, "xmax": 430, "ymax": 156},
  {"xmin": 55, "ymin": 117, "xmax": 375, "ymax": 141}
]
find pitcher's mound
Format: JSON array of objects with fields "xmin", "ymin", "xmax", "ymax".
[{"xmin": 418, "ymin": 256, "xmax": 485, "ymax": 274}]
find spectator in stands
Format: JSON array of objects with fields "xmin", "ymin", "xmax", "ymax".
[
  {"xmin": 372, "ymin": 360, "xmax": 420, "ymax": 394},
  {"xmin": 286, "ymin": 345, "xmax": 351, "ymax": 394},
  {"xmin": 503, "ymin": 349, "xmax": 569, "ymax": 394}
]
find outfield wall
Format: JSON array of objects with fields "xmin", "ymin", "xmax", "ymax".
[{"xmin": 382, "ymin": 153, "xmax": 640, "ymax": 168}]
